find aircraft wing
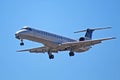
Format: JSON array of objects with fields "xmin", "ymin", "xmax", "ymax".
[
  {"xmin": 17, "ymin": 46, "xmax": 58, "ymax": 53},
  {"xmin": 17, "ymin": 46, "xmax": 49, "ymax": 53},
  {"xmin": 59, "ymin": 37, "xmax": 116, "ymax": 48},
  {"xmin": 17, "ymin": 37, "xmax": 115, "ymax": 53}
]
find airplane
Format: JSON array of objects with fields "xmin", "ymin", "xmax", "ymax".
[{"xmin": 15, "ymin": 26, "xmax": 115, "ymax": 59}]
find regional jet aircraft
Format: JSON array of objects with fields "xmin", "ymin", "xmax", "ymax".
[{"xmin": 15, "ymin": 26, "xmax": 115, "ymax": 59}]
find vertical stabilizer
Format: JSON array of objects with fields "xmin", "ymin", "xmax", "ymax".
[{"xmin": 85, "ymin": 29, "xmax": 94, "ymax": 39}]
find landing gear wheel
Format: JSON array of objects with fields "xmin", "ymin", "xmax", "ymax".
[
  {"xmin": 20, "ymin": 42, "xmax": 24, "ymax": 46},
  {"xmin": 49, "ymin": 55, "xmax": 54, "ymax": 59},
  {"xmin": 69, "ymin": 51, "xmax": 75, "ymax": 56},
  {"xmin": 20, "ymin": 39, "xmax": 24, "ymax": 46}
]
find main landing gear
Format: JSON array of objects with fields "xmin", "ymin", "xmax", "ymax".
[
  {"xmin": 48, "ymin": 51, "xmax": 54, "ymax": 59},
  {"xmin": 20, "ymin": 39, "xmax": 24, "ymax": 46},
  {"xmin": 48, "ymin": 51, "xmax": 74, "ymax": 59},
  {"xmin": 49, "ymin": 55, "xmax": 54, "ymax": 59},
  {"xmin": 69, "ymin": 51, "xmax": 75, "ymax": 56}
]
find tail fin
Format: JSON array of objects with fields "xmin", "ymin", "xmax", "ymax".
[
  {"xmin": 74, "ymin": 27, "xmax": 112, "ymax": 39},
  {"xmin": 85, "ymin": 28, "xmax": 94, "ymax": 39}
]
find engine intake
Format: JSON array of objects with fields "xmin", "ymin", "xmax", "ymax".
[{"xmin": 79, "ymin": 37, "xmax": 85, "ymax": 41}]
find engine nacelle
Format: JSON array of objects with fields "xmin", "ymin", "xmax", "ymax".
[{"xmin": 79, "ymin": 37, "xmax": 85, "ymax": 41}]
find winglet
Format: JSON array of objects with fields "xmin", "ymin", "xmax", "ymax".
[{"xmin": 74, "ymin": 27, "xmax": 112, "ymax": 33}]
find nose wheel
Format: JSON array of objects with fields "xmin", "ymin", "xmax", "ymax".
[{"xmin": 20, "ymin": 40, "xmax": 24, "ymax": 46}]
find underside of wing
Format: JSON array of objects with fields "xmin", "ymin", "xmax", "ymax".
[
  {"xmin": 60, "ymin": 37, "xmax": 116, "ymax": 48},
  {"xmin": 17, "ymin": 46, "xmax": 49, "ymax": 53},
  {"xmin": 17, "ymin": 46, "xmax": 59, "ymax": 53}
]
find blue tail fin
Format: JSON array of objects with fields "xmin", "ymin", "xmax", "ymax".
[{"xmin": 85, "ymin": 29, "xmax": 94, "ymax": 39}]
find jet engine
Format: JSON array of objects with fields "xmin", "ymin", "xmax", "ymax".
[{"xmin": 79, "ymin": 37, "xmax": 85, "ymax": 41}]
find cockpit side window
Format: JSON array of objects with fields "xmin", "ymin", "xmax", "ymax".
[{"xmin": 22, "ymin": 27, "xmax": 32, "ymax": 31}]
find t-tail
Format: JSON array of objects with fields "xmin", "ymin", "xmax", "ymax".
[{"xmin": 74, "ymin": 27, "xmax": 112, "ymax": 40}]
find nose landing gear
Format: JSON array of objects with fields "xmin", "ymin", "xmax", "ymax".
[{"xmin": 20, "ymin": 40, "xmax": 24, "ymax": 46}]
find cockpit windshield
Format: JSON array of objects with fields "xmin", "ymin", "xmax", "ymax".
[{"xmin": 21, "ymin": 26, "xmax": 32, "ymax": 31}]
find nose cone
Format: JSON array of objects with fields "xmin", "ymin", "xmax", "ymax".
[
  {"xmin": 15, "ymin": 33, "xmax": 20, "ymax": 39},
  {"xmin": 15, "ymin": 30, "xmax": 28, "ymax": 39}
]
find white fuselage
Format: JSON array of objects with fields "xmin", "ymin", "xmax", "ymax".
[
  {"xmin": 15, "ymin": 27, "xmax": 90, "ymax": 52},
  {"xmin": 15, "ymin": 27, "xmax": 76, "ymax": 47},
  {"xmin": 15, "ymin": 27, "xmax": 115, "ymax": 59}
]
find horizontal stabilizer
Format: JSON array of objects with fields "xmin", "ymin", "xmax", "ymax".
[{"xmin": 74, "ymin": 27, "xmax": 112, "ymax": 33}]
